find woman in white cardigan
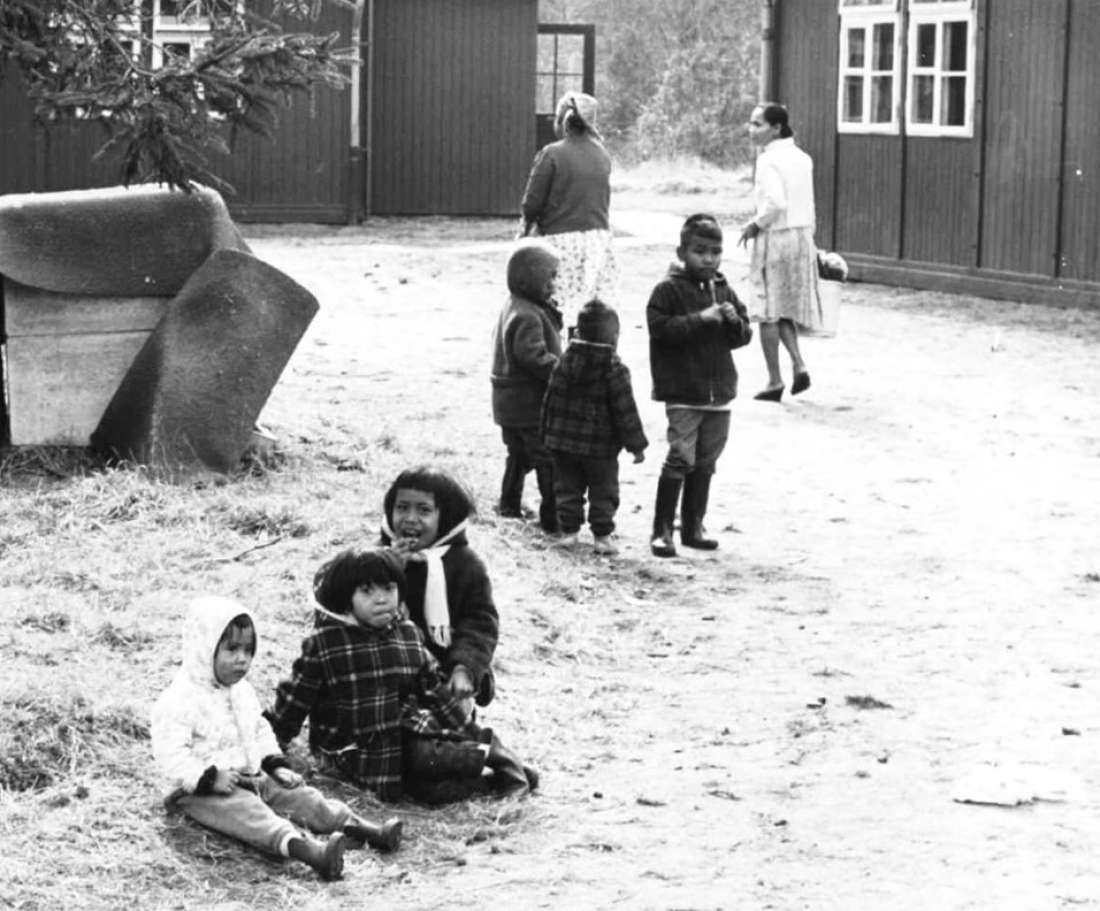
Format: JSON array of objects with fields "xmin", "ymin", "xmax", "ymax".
[{"xmin": 738, "ymin": 102, "xmax": 825, "ymax": 402}]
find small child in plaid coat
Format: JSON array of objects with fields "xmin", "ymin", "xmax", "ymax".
[
  {"xmin": 540, "ymin": 299, "xmax": 647, "ymax": 555},
  {"xmin": 267, "ymin": 548, "xmax": 536, "ymax": 804}
]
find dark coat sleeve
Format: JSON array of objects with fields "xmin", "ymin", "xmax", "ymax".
[
  {"xmin": 443, "ymin": 547, "xmax": 499, "ymax": 697},
  {"xmin": 647, "ymin": 281, "xmax": 707, "ymax": 345},
  {"xmin": 266, "ymin": 635, "xmax": 325, "ymax": 745},
  {"xmin": 721, "ymin": 288, "xmax": 754, "ymax": 350},
  {"xmin": 607, "ymin": 360, "xmax": 648, "ymax": 454}
]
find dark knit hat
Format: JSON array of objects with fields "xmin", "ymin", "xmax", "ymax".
[{"xmin": 576, "ymin": 299, "xmax": 620, "ymax": 345}]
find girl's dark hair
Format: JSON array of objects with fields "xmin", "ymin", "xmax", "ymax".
[
  {"xmin": 219, "ymin": 614, "xmax": 256, "ymax": 652},
  {"xmin": 382, "ymin": 466, "xmax": 476, "ymax": 541},
  {"xmin": 313, "ymin": 548, "xmax": 407, "ymax": 614},
  {"xmin": 760, "ymin": 102, "xmax": 794, "ymax": 138}
]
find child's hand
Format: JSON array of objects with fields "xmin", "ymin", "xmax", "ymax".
[
  {"xmin": 701, "ymin": 303, "xmax": 725, "ymax": 324},
  {"xmin": 738, "ymin": 222, "xmax": 760, "ymax": 247},
  {"xmin": 271, "ymin": 767, "xmax": 303, "ymax": 789},
  {"xmin": 449, "ymin": 666, "xmax": 475, "ymax": 699},
  {"xmin": 718, "ymin": 301, "xmax": 739, "ymax": 322},
  {"xmin": 631, "ymin": 450, "xmax": 645, "ymax": 464},
  {"xmin": 212, "ymin": 769, "xmax": 240, "ymax": 794}
]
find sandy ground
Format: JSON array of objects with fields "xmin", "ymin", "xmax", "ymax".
[{"xmin": 232, "ymin": 205, "xmax": 1100, "ymax": 911}]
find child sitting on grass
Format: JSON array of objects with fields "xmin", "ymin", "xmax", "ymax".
[
  {"xmin": 379, "ymin": 466, "xmax": 498, "ymax": 720},
  {"xmin": 151, "ymin": 596, "xmax": 402, "ymax": 883},
  {"xmin": 540, "ymin": 298, "xmax": 647, "ymax": 555},
  {"xmin": 267, "ymin": 548, "xmax": 537, "ymax": 804}
]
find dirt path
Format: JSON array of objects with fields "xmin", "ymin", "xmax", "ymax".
[{"xmin": 242, "ymin": 216, "xmax": 1100, "ymax": 911}]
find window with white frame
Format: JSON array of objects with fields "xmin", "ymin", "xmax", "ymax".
[
  {"xmin": 143, "ymin": 0, "xmax": 213, "ymax": 67},
  {"xmin": 837, "ymin": 0, "xmax": 901, "ymax": 133},
  {"xmin": 907, "ymin": 0, "xmax": 975, "ymax": 136},
  {"xmin": 836, "ymin": 0, "xmax": 976, "ymax": 137}
]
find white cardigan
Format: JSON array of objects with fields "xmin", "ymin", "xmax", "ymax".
[{"xmin": 752, "ymin": 137, "xmax": 816, "ymax": 232}]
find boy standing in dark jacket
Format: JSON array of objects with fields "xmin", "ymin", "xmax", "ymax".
[
  {"xmin": 646, "ymin": 214, "xmax": 753, "ymax": 558},
  {"xmin": 490, "ymin": 241, "xmax": 564, "ymax": 532},
  {"xmin": 540, "ymin": 299, "xmax": 647, "ymax": 555}
]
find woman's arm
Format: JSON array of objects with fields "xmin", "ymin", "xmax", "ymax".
[{"xmin": 520, "ymin": 148, "xmax": 555, "ymax": 229}]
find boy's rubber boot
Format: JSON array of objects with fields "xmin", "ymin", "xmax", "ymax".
[
  {"xmin": 650, "ymin": 475, "xmax": 683, "ymax": 558},
  {"xmin": 497, "ymin": 454, "xmax": 527, "ymax": 517},
  {"xmin": 535, "ymin": 463, "xmax": 559, "ymax": 533},
  {"xmin": 486, "ymin": 735, "xmax": 531, "ymax": 797},
  {"xmin": 287, "ymin": 833, "xmax": 348, "ymax": 881},
  {"xmin": 345, "ymin": 816, "xmax": 404, "ymax": 852},
  {"xmin": 681, "ymin": 472, "xmax": 719, "ymax": 550}
]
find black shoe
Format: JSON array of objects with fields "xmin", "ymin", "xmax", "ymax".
[
  {"xmin": 345, "ymin": 817, "xmax": 403, "ymax": 852},
  {"xmin": 791, "ymin": 372, "xmax": 811, "ymax": 395},
  {"xmin": 754, "ymin": 386, "xmax": 784, "ymax": 402}
]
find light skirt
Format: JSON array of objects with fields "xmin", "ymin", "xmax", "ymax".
[
  {"xmin": 543, "ymin": 228, "xmax": 619, "ymax": 328},
  {"xmin": 748, "ymin": 225, "xmax": 826, "ymax": 334}
]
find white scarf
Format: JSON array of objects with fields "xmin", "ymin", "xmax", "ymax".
[{"xmin": 381, "ymin": 516, "xmax": 468, "ymax": 648}]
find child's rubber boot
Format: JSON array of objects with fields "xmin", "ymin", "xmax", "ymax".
[
  {"xmin": 486, "ymin": 735, "xmax": 532, "ymax": 797},
  {"xmin": 650, "ymin": 475, "xmax": 683, "ymax": 558},
  {"xmin": 680, "ymin": 471, "xmax": 718, "ymax": 550},
  {"xmin": 288, "ymin": 833, "xmax": 348, "ymax": 881},
  {"xmin": 345, "ymin": 816, "xmax": 403, "ymax": 852},
  {"xmin": 535, "ymin": 463, "xmax": 559, "ymax": 533}
]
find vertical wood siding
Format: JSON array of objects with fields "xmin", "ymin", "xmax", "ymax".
[
  {"xmin": 370, "ymin": 0, "xmax": 536, "ymax": 215},
  {"xmin": 902, "ymin": 139, "xmax": 975, "ymax": 266},
  {"xmin": 979, "ymin": 0, "xmax": 1067, "ymax": 277},
  {"xmin": 834, "ymin": 135, "xmax": 902, "ymax": 257},
  {"xmin": 774, "ymin": 0, "xmax": 838, "ymax": 250},
  {"xmin": 1058, "ymin": 0, "xmax": 1100, "ymax": 282}
]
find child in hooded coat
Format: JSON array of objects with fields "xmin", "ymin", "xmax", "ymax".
[
  {"xmin": 150, "ymin": 596, "xmax": 401, "ymax": 882},
  {"xmin": 490, "ymin": 240, "xmax": 564, "ymax": 531}
]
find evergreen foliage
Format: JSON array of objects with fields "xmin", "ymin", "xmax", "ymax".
[{"xmin": 0, "ymin": 0, "xmax": 350, "ymax": 191}]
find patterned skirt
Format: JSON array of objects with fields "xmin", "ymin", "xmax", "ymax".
[
  {"xmin": 542, "ymin": 228, "xmax": 620, "ymax": 330},
  {"xmin": 748, "ymin": 225, "xmax": 826, "ymax": 334}
]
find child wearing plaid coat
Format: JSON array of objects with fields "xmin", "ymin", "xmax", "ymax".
[
  {"xmin": 540, "ymin": 299, "xmax": 647, "ymax": 555},
  {"xmin": 267, "ymin": 548, "xmax": 536, "ymax": 804}
]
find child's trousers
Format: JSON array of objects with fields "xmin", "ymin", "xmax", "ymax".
[
  {"xmin": 175, "ymin": 774, "xmax": 353, "ymax": 857},
  {"xmin": 550, "ymin": 452, "xmax": 620, "ymax": 536},
  {"xmin": 662, "ymin": 407, "xmax": 730, "ymax": 479}
]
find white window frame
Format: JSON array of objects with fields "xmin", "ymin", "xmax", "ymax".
[
  {"xmin": 836, "ymin": 0, "xmax": 977, "ymax": 138},
  {"xmin": 836, "ymin": 0, "xmax": 901, "ymax": 135},
  {"xmin": 147, "ymin": 0, "xmax": 212, "ymax": 67},
  {"xmin": 906, "ymin": 0, "xmax": 976, "ymax": 137}
]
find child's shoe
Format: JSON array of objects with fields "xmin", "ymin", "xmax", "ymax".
[
  {"xmin": 288, "ymin": 833, "xmax": 348, "ymax": 881},
  {"xmin": 345, "ymin": 816, "xmax": 403, "ymax": 852},
  {"xmin": 593, "ymin": 535, "xmax": 618, "ymax": 556}
]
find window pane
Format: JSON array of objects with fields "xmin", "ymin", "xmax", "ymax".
[
  {"xmin": 556, "ymin": 35, "xmax": 585, "ymax": 76},
  {"xmin": 942, "ymin": 75, "xmax": 966, "ymax": 125},
  {"xmin": 843, "ymin": 75, "xmax": 864, "ymax": 121},
  {"xmin": 944, "ymin": 20, "xmax": 968, "ymax": 71},
  {"xmin": 847, "ymin": 28, "xmax": 865, "ymax": 68},
  {"xmin": 916, "ymin": 23, "xmax": 936, "ymax": 67},
  {"xmin": 536, "ymin": 76, "xmax": 556, "ymax": 114},
  {"xmin": 912, "ymin": 74, "xmax": 934, "ymax": 122},
  {"xmin": 872, "ymin": 23, "xmax": 894, "ymax": 69},
  {"xmin": 537, "ymin": 35, "xmax": 557, "ymax": 71},
  {"xmin": 871, "ymin": 76, "xmax": 892, "ymax": 122}
]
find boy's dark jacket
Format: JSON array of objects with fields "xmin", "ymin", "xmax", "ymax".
[
  {"xmin": 540, "ymin": 340, "xmax": 648, "ymax": 458},
  {"xmin": 647, "ymin": 266, "xmax": 752, "ymax": 404}
]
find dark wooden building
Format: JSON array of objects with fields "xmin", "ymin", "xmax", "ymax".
[
  {"xmin": 767, "ymin": 0, "xmax": 1099, "ymax": 306},
  {"xmin": 0, "ymin": 0, "xmax": 561, "ymax": 222}
]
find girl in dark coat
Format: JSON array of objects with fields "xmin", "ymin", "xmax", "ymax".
[{"xmin": 379, "ymin": 466, "xmax": 499, "ymax": 716}]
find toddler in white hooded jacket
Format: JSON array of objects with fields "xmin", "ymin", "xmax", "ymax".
[{"xmin": 150, "ymin": 595, "xmax": 401, "ymax": 880}]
